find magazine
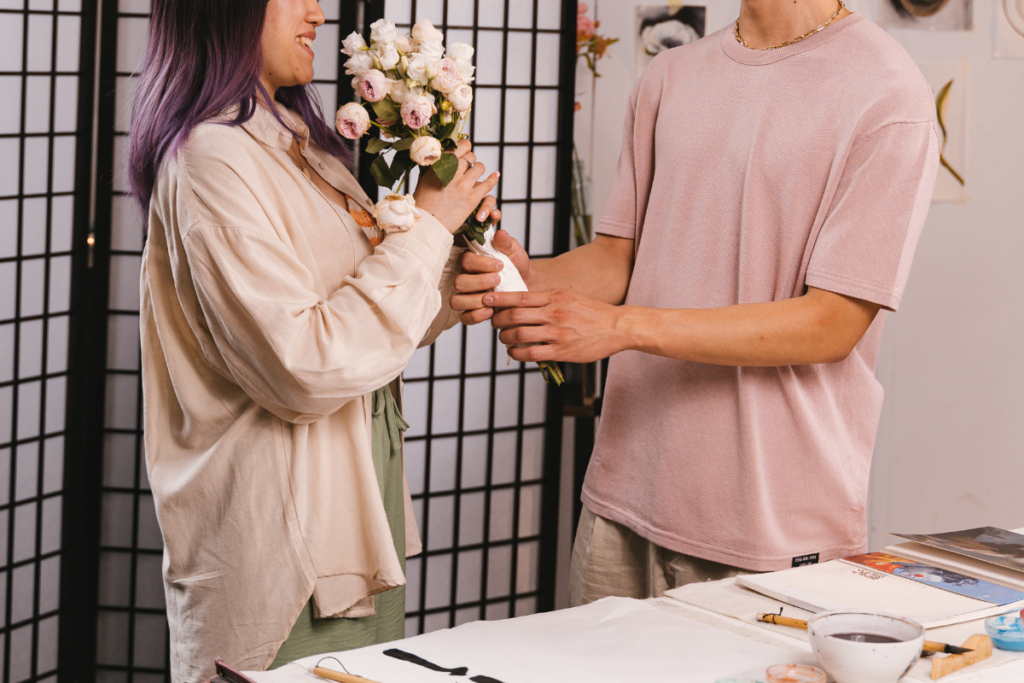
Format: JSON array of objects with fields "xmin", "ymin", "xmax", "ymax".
[
  {"xmin": 841, "ymin": 552, "xmax": 1024, "ymax": 604},
  {"xmin": 893, "ymin": 527, "xmax": 1024, "ymax": 575}
]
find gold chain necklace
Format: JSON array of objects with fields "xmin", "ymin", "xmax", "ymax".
[{"xmin": 735, "ymin": 0, "xmax": 845, "ymax": 51}]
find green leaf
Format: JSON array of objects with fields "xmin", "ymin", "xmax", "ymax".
[
  {"xmin": 370, "ymin": 99, "xmax": 400, "ymax": 121},
  {"xmin": 366, "ymin": 137, "xmax": 392, "ymax": 155},
  {"xmin": 370, "ymin": 155, "xmax": 395, "ymax": 188},
  {"xmin": 440, "ymin": 137, "xmax": 458, "ymax": 151},
  {"xmin": 431, "ymin": 152, "xmax": 459, "ymax": 187},
  {"xmin": 391, "ymin": 137, "xmax": 415, "ymax": 151},
  {"xmin": 438, "ymin": 120, "xmax": 457, "ymax": 141},
  {"xmin": 390, "ymin": 150, "xmax": 415, "ymax": 186}
]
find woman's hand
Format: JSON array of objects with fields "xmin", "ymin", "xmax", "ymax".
[{"xmin": 414, "ymin": 140, "xmax": 501, "ymax": 234}]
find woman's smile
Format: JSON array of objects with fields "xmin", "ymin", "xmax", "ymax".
[{"xmin": 296, "ymin": 32, "xmax": 315, "ymax": 57}]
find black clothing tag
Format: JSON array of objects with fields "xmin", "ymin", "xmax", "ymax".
[{"xmin": 791, "ymin": 553, "xmax": 820, "ymax": 567}]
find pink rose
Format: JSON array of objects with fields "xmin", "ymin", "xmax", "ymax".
[
  {"xmin": 432, "ymin": 58, "xmax": 464, "ymax": 94},
  {"xmin": 358, "ymin": 69, "xmax": 390, "ymax": 102},
  {"xmin": 448, "ymin": 84, "xmax": 474, "ymax": 112},
  {"xmin": 410, "ymin": 136, "xmax": 443, "ymax": 166},
  {"xmin": 400, "ymin": 94, "xmax": 436, "ymax": 130},
  {"xmin": 577, "ymin": 14, "xmax": 595, "ymax": 39},
  {"xmin": 335, "ymin": 102, "xmax": 370, "ymax": 139}
]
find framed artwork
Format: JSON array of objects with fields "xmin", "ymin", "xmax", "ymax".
[
  {"xmin": 635, "ymin": 5, "xmax": 706, "ymax": 78},
  {"xmin": 918, "ymin": 62, "xmax": 968, "ymax": 203},
  {"xmin": 996, "ymin": 0, "xmax": 1024, "ymax": 58},
  {"xmin": 877, "ymin": 0, "xmax": 973, "ymax": 31}
]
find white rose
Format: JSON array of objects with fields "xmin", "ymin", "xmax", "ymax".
[
  {"xmin": 400, "ymin": 93, "xmax": 436, "ymax": 129},
  {"xmin": 372, "ymin": 42, "xmax": 400, "ymax": 71},
  {"xmin": 369, "ymin": 19, "xmax": 398, "ymax": 45},
  {"xmin": 357, "ymin": 70, "xmax": 390, "ymax": 102},
  {"xmin": 411, "ymin": 20, "xmax": 445, "ymax": 46},
  {"xmin": 447, "ymin": 42, "xmax": 476, "ymax": 81},
  {"xmin": 416, "ymin": 39, "xmax": 445, "ymax": 63},
  {"xmin": 641, "ymin": 20, "xmax": 699, "ymax": 56},
  {"xmin": 410, "ymin": 136, "xmax": 443, "ymax": 166},
  {"xmin": 341, "ymin": 32, "xmax": 367, "ymax": 56},
  {"xmin": 374, "ymin": 193, "xmax": 422, "ymax": 233},
  {"xmin": 388, "ymin": 79, "xmax": 410, "ymax": 104},
  {"xmin": 431, "ymin": 58, "xmax": 465, "ymax": 94},
  {"xmin": 406, "ymin": 53, "xmax": 436, "ymax": 85},
  {"xmin": 448, "ymin": 84, "xmax": 473, "ymax": 112},
  {"xmin": 335, "ymin": 102, "xmax": 371, "ymax": 139},
  {"xmin": 395, "ymin": 34, "xmax": 414, "ymax": 54},
  {"xmin": 344, "ymin": 50, "xmax": 375, "ymax": 76}
]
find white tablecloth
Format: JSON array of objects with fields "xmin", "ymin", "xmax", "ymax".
[{"xmin": 243, "ymin": 579, "xmax": 1024, "ymax": 683}]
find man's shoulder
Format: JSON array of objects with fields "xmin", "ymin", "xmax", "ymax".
[{"xmin": 833, "ymin": 16, "xmax": 936, "ymax": 124}]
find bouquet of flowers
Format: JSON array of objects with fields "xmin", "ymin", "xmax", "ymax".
[
  {"xmin": 335, "ymin": 19, "xmax": 487, "ymax": 243},
  {"xmin": 336, "ymin": 19, "xmax": 563, "ymax": 385}
]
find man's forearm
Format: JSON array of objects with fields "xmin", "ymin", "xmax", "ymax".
[
  {"xmin": 529, "ymin": 235, "xmax": 633, "ymax": 305},
  {"xmin": 617, "ymin": 287, "xmax": 881, "ymax": 367}
]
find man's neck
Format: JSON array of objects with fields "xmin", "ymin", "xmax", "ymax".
[{"xmin": 737, "ymin": 0, "xmax": 850, "ymax": 49}]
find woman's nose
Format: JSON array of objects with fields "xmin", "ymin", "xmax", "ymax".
[{"xmin": 307, "ymin": 0, "xmax": 325, "ymax": 26}]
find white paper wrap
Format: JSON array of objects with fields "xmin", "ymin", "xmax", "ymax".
[
  {"xmin": 465, "ymin": 226, "xmax": 528, "ymax": 293},
  {"xmin": 465, "ymin": 227, "xmax": 532, "ymax": 360}
]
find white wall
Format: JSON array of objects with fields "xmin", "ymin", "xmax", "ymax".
[{"xmin": 575, "ymin": 0, "xmax": 1024, "ymax": 554}]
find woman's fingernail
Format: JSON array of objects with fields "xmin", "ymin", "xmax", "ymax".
[
  {"xmin": 492, "ymin": 275, "xmax": 501, "ymax": 286},
  {"xmin": 478, "ymin": 212, "xmax": 487, "ymax": 221}
]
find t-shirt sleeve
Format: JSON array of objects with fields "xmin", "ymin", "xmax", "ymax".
[
  {"xmin": 806, "ymin": 121, "xmax": 939, "ymax": 312},
  {"xmin": 596, "ymin": 81, "xmax": 644, "ymax": 240}
]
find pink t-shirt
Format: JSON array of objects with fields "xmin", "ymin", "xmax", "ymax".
[{"xmin": 583, "ymin": 14, "xmax": 939, "ymax": 571}]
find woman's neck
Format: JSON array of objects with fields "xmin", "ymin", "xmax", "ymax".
[{"xmin": 737, "ymin": 0, "xmax": 850, "ymax": 49}]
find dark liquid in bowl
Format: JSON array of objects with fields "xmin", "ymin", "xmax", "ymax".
[{"xmin": 829, "ymin": 632, "xmax": 904, "ymax": 644}]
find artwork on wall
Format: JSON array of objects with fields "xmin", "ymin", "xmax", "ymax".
[
  {"xmin": 996, "ymin": 0, "xmax": 1024, "ymax": 58},
  {"xmin": 877, "ymin": 0, "xmax": 973, "ymax": 31},
  {"xmin": 635, "ymin": 5, "xmax": 706, "ymax": 78},
  {"xmin": 918, "ymin": 62, "xmax": 969, "ymax": 203}
]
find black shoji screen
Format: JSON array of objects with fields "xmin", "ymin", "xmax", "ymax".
[
  {"xmin": 70, "ymin": 0, "xmax": 575, "ymax": 679},
  {"xmin": 375, "ymin": 0, "xmax": 572, "ymax": 637},
  {"xmin": 0, "ymin": 0, "xmax": 95, "ymax": 679}
]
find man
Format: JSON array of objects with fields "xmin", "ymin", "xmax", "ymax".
[{"xmin": 453, "ymin": 0, "xmax": 939, "ymax": 604}]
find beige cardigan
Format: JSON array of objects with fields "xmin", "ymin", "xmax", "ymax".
[{"xmin": 140, "ymin": 103, "xmax": 462, "ymax": 682}]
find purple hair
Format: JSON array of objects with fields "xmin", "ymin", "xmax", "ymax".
[{"xmin": 127, "ymin": 0, "xmax": 351, "ymax": 211}]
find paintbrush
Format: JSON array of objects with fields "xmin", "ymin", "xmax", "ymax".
[{"xmin": 755, "ymin": 613, "xmax": 974, "ymax": 655}]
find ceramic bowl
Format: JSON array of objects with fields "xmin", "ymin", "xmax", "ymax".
[
  {"xmin": 984, "ymin": 615, "xmax": 1024, "ymax": 651},
  {"xmin": 808, "ymin": 611, "xmax": 925, "ymax": 683}
]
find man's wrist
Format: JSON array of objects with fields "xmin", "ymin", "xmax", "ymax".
[{"xmin": 613, "ymin": 305, "xmax": 647, "ymax": 355}]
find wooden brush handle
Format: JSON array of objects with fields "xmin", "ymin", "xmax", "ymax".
[
  {"xmin": 757, "ymin": 613, "xmax": 809, "ymax": 630},
  {"xmin": 311, "ymin": 667, "xmax": 380, "ymax": 683}
]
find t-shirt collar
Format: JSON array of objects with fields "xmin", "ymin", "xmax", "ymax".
[{"xmin": 721, "ymin": 11, "xmax": 864, "ymax": 66}]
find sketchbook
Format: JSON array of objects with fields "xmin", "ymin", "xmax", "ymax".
[{"xmin": 735, "ymin": 560, "xmax": 1024, "ymax": 629}]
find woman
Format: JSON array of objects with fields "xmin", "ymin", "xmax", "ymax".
[{"xmin": 129, "ymin": 0, "xmax": 500, "ymax": 678}]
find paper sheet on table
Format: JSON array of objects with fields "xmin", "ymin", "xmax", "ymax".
[
  {"xmin": 245, "ymin": 597, "xmax": 820, "ymax": 683},
  {"xmin": 666, "ymin": 578, "xmax": 1024, "ymax": 682}
]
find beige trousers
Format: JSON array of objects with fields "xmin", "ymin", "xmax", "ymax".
[{"xmin": 569, "ymin": 505, "xmax": 758, "ymax": 607}]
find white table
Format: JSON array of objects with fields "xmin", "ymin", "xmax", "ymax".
[{"xmin": 244, "ymin": 579, "xmax": 1024, "ymax": 683}]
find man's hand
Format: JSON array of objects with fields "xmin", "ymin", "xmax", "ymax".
[
  {"xmin": 484, "ymin": 289, "xmax": 630, "ymax": 364},
  {"xmin": 484, "ymin": 286, "xmax": 882, "ymax": 367},
  {"xmin": 452, "ymin": 230, "xmax": 532, "ymax": 325}
]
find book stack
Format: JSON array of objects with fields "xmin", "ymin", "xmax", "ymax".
[{"xmin": 735, "ymin": 527, "xmax": 1024, "ymax": 629}]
